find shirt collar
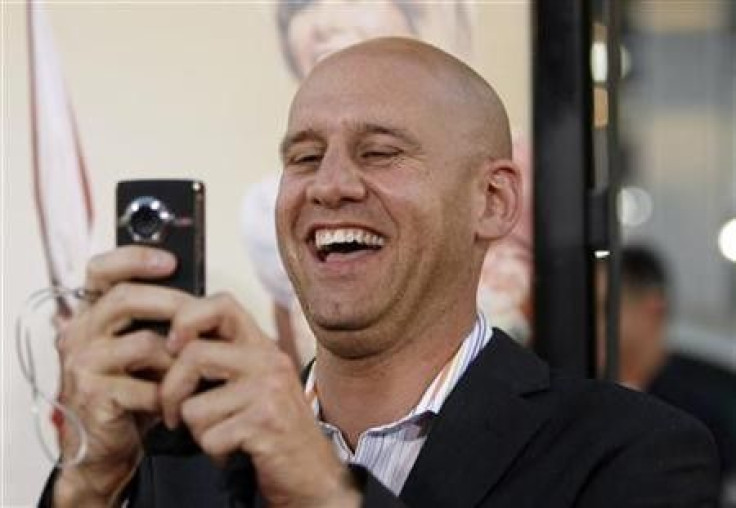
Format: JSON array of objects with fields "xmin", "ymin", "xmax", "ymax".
[{"xmin": 304, "ymin": 313, "xmax": 494, "ymax": 425}]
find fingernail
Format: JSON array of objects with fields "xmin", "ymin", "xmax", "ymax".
[{"xmin": 149, "ymin": 252, "xmax": 174, "ymax": 271}]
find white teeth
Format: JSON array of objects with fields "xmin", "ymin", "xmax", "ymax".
[{"xmin": 314, "ymin": 228, "xmax": 385, "ymax": 250}]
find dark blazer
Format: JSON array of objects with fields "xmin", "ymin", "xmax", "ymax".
[
  {"xmin": 40, "ymin": 330, "xmax": 720, "ymax": 507},
  {"xmin": 649, "ymin": 354, "xmax": 736, "ymax": 475}
]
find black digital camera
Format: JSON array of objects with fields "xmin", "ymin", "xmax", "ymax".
[{"xmin": 116, "ymin": 179, "xmax": 206, "ymax": 455}]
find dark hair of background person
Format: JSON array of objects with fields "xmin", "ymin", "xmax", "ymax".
[{"xmin": 620, "ymin": 244, "xmax": 670, "ymax": 300}]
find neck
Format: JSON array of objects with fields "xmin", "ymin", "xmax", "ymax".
[
  {"xmin": 621, "ymin": 356, "xmax": 665, "ymax": 392},
  {"xmin": 313, "ymin": 310, "xmax": 476, "ymax": 448}
]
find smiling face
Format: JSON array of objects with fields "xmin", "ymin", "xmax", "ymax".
[{"xmin": 276, "ymin": 39, "xmax": 518, "ymax": 359}]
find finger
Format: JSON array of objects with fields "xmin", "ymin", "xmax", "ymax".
[
  {"xmin": 167, "ymin": 293, "xmax": 264, "ymax": 354},
  {"xmin": 198, "ymin": 411, "xmax": 254, "ymax": 458},
  {"xmin": 84, "ymin": 246, "xmax": 176, "ymax": 295},
  {"xmin": 160, "ymin": 340, "xmax": 254, "ymax": 428},
  {"xmin": 107, "ymin": 376, "xmax": 163, "ymax": 414},
  {"xmin": 57, "ymin": 283, "xmax": 189, "ymax": 353},
  {"xmin": 91, "ymin": 329, "xmax": 174, "ymax": 374},
  {"xmin": 180, "ymin": 379, "xmax": 249, "ymax": 441},
  {"xmin": 72, "ymin": 375, "xmax": 163, "ymax": 418},
  {"xmin": 90, "ymin": 283, "xmax": 194, "ymax": 336}
]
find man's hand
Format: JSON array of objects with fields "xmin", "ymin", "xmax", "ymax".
[
  {"xmin": 54, "ymin": 246, "xmax": 191, "ymax": 507},
  {"xmin": 161, "ymin": 293, "xmax": 361, "ymax": 507}
]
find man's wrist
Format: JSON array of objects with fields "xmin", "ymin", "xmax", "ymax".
[
  {"xmin": 333, "ymin": 467, "xmax": 362, "ymax": 507},
  {"xmin": 312, "ymin": 465, "xmax": 362, "ymax": 508},
  {"xmin": 52, "ymin": 456, "xmax": 139, "ymax": 508},
  {"xmin": 53, "ymin": 468, "xmax": 114, "ymax": 508}
]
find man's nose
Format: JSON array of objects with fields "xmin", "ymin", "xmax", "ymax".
[{"xmin": 305, "ymin": 147, "xmax": 367, "ymax": 208}]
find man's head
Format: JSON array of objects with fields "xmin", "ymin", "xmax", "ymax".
[
  {"xmin": 276, "ymin": 38, "xmax": 520, "ymax": 359},
  {"xmin": 596, "ymin": 245, "xmax": 670, "ymax": 389}
]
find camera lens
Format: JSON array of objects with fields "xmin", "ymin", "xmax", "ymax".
[
  {"xmin": 123, "ymin": 197, "xmax": 172, "ymax": 243},
  {"xmin": 131, "ymin": 205, "xmax": 163, "ymax": 239}
]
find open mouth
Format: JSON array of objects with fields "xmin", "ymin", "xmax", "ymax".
[{"xmin": 313, "ymin": 227, "xmax": 385, "ymax": 262}]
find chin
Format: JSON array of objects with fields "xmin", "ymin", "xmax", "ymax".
[
  {"xmin": 303, "ymin": 296, "xmax": 379, "ymax": 330},
  {"xmin": 306, "ymin": 309, "xmax": 387, "ymax": 359},
  {"xmin": 316, "ymin": 330, "xmax": 386, "ymax": 361},
  {"xmin": 309, "ymin": 311, "xmax": 373, "ymax": 332}
]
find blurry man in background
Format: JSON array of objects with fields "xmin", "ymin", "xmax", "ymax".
[
  {"xmin": 597, "ymin": 245, "xmax": 736, "ymax": 505},
  {"xmin": 596, "ymin": 246, "xmax": 669, "ymax": 391}
]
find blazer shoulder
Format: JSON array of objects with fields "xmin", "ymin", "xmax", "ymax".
[
  {"xmin": 544, "ymin": 371, "xmax": 718, "ymax": 446},
  {"xmin": 550, "ymin": 378, "xmax": 722, "ymax": 506}
]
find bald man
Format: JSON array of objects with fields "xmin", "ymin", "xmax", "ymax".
[{"xmin": 43, "ymin": 38, "xmax": 717, "ymax": 507}]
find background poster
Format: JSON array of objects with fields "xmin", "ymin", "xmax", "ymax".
[{"xmin": 2, "ymin": 2, "xmax": 530, "ymax": 503}]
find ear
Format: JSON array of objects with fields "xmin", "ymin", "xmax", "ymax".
[{"xmin": 474, "ymin": 158, "xmax": 522, "ymax": 241}]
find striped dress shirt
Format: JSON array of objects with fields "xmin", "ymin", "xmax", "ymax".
[{"xmin": 304, "ymin": 313, "xmax": 494, "ymax": 495}]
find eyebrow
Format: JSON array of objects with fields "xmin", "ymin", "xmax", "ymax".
[
  {"xmin": 353, "ymin": 123, "xmax": 422, "ymax": 151},
  {"xmin": 279, "ymin": 128, "xmax": 322, "ymax": 163},
  {"xmin": 279, "ymin": 122, "xmax": 421, "ymax": 162}
]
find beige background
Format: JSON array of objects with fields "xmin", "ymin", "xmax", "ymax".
[{"xmin": 2, "ymin": 2, "xmax": 529, "ymax": 504}]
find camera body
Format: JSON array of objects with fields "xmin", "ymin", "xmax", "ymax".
[
  {"xmin": 116, "ymin": 179, "xmax": 206, "ymax": 455},
  {"xmin": 117, "ymin": 179, "xmax": 205, "ymax": 297}
]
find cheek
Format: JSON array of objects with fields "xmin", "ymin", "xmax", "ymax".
[
  {"xmin": 372, "ymin": 179, "xmax": 438, "ymax": 238},
  {"xmin": 435, "ymin": 178, "xmax": 478, "ymax": 240},
  {"xmin": 275, "ymin": 178, "xmax": 303, "ymax": 242},
  {"xmin": 369, "ymin": 163, "xmax": 474, "ymax": 251}
]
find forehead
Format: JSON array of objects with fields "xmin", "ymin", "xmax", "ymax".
[{"xmin": 287, "ymin": 53, "xmax": 450, "ymax": 135}]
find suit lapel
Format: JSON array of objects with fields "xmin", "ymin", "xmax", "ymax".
[{"xmin": 400, "ymin": 330, "xmax": 551, "ymax": 507}]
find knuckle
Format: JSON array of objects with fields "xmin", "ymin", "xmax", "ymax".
[
  {"xmin": 271, "ymin": 350, "xmax": 296, "ymax": 376},
  {"xmin": 63, "ymin": 347, "xmax": 88, "ymax": 374},
  {"xmin": 261, "ymin": 370, "xmax": 290, "ymax": 397},
  {"xmin": 251, "ymin": 402, "xmax": 286, "ymax": 439},
  {"xmin": 74, "ymin": 370, "xmax": 99, "ymax": 401},
  {"xmin": 124, "ymin": 334, "xmax": 159, "ymax": 364},
  {"xmin": 85, "ymin": 253, "xmax": 107, "ymax": 283},
  {"xmin": 211, "ymin": 292, "xmax": 239, "ymax": 311},
  {"xmin": 104, "ymin": 282, "xmax": 134, "ymax": 307},
  {"xmin": 135, "ymin": 330, "xmax": 161, "ymax": 353},
  {"xmin": 178, "ymin": 341, "xmax": 201, "ymax": 367},
  {"xmin": 255, "ymin": 399, "xmax": 278, "ymax": 424}
]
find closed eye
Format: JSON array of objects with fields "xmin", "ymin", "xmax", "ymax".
[
  {"xmin": 360, "ymin": 150, "xmax": 400, "ymax": 163},
  {"xmin": 293, "ymin": 153, "xmax": 322, "ymax": 164},
  {"xmin": 285, "ymin": 150, "xmax": 324, "ymax": 169}
]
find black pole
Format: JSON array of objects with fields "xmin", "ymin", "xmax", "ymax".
[
  {"xmin": 532, "ymin": 0, "xmax": 596, "ymax": 378},
  {"xmin": 602, "ymin": 0, "xmax": 622, "ymax": 383}
]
